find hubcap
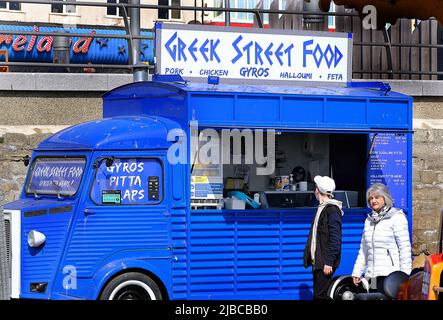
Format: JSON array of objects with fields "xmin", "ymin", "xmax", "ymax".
[
  {"xmin": 341, "ymin": 290, "xmax": 355, "ymax": 300},
  {"xmin": 334, "ymin": 283, "xmax": 362, "ymax": 300},
  {"xmin": 114, "ymin": 285, "xmax": 152, "ymax": 300}
]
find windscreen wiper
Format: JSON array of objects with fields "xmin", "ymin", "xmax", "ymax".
[
  {"xmin": 28, "ymin": 182, "xmax": 41, "ymax": 200},
  {"xmin": 51, "ymin": 180, "xmax": 64, "ymax": 201}
]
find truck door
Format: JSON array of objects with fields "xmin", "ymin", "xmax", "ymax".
[{"xmin": 60, "ymin": 152, "xmax": 170, "ymax": 282}]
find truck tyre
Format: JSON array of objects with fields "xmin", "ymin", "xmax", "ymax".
[
  {"xmin": 328, "ymin": 276, "xmax": 368, "ymax": 300},
  {"xmin": 99, "ymin": 272, "xmax": 163, "ymax": 300}
]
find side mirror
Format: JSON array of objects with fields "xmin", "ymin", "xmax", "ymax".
[
  {"xmin": 105, "ymin": 157, "xmax": 115, "ymax": 167},
  {"xmin": 92, "ymin": 157, "xmax": 115, "ymax": 169},
  {"xmin": 23, "ymin": 155, "xmax": 30, "ymax": 167}
]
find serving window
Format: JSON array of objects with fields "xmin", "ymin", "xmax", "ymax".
[{"xmin": 191, "ymin": 129, "xmax": 370, "ymax": 210}]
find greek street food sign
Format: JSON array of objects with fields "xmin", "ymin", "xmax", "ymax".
[{"xmin": 155, "ymin": 23, "xmax": 352, "ymax": 83}]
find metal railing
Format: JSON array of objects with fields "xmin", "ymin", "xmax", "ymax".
[{"xmin": 0, "ymin": 0, "xmax": 441, "ymax": 80}]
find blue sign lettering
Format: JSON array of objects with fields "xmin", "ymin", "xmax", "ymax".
[
  {"xmin": 275, "ymin": 43, "xmax": 284, "ymax": 66},
  {"xmin": 164, "ymin": 68, "xmax": 184, "ymax": 75},
  {"xmin": 264, "ymin": 43, "xmax": 273, "ymax": 65},
  {"xmin": 231, "ymin": 35, "xmax": 243, "ymax": 64},
  {"xmin": 255, "ymin": 43, "xmax": 263, "ymax": 65},
  {"xmin": 165, "ymin": 32, "xmax": 178, "ymax": 61},
  {"xmin": 165, "ymin": 32, "xmax": 220, "ymax": 63},
  {"xmin": 284, "ymin": 44, "xmax": 294, "ymax": 67},
  {"xmin": 177, "ymin": 37, "xmax": 187, "ymax": 61},
  {"xmin": 210, "ymin": 39, "xmax": 221, "ymax": 63},
  {"xmin": 334, "ymin": 46, "xmax": 343, "ymax": 68},
  {"xmin": 303, "ymin": 39, "xmax": 343, "ymax": 69},
  {"xmin": 280, "ymin": 72, "xmax": 313, "ymax": 80},
  {"xmin": 199, "ymin": 69, "xmax": 229, "ymax": 77},
  {"xmin": 231, "ymin": 35, "xmax": 293, "ymax": 67},
  {"xmin": 199, "ymin": 39, "xmax": 209, "ymax": 62},
  {"xmin": 243, "ymin": 41, "xmax": 253, "ymax": 65},
  {"xmin": 239, "ymin": 67, "xmax": 270, "ymax": 78},
  {"xmin": 327, "ymin": 73, "xmax": 343, "ymax": 81},
  {"xmin": 188, "ymin": 38, "xmax": 198, "ymax": 62}
]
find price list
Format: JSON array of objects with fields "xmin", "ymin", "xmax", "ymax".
[{"xmin": 368, "ymin": 133, "xmax": 408, "ymax": 208}]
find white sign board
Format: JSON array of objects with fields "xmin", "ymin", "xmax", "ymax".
[{"xmin": 155, "ymin": 23, "xmax": 352, "ymax": 84}]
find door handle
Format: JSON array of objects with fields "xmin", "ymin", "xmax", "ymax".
[{"xmin": 83, "ymin": 208, "xmax": 96, "ymax": 216}]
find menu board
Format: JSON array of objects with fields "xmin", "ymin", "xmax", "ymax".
[
  {"xmin": 367, "ymin": 133, "xmax": 408, "ymax": 208},
  {"xmin": 91, "ymin": 158, "xmax": 163, "ymax": 205}
]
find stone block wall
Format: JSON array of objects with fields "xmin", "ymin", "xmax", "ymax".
[
  {"xmin": 0, "ymin": 90, "xmax": 101, "ymax": 204},
  {"xmin": 412, "ymin": 129, "xmax": 443, "ymax": 256},
  {"xmin": 0, "ymin": 132, "xmax": 52, "ymax": 204}
]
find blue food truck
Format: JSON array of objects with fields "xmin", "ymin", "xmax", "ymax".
[{"xmin": 2, "ymin": 24, "xmax": 413, "ymax": 300}]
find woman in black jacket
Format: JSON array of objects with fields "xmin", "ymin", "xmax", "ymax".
[{"xmin": 303, "ymin": 175, "xmax": 343, "ymax": 300}]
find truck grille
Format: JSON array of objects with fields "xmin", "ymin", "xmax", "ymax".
[{"xmin": 4, "ymin": 219, "xmax": 11, "ymax": 278}]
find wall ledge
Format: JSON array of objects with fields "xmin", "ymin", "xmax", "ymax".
[{"xmin": 1, "ymin": 73, "xmax": 443, "ymax": 96}]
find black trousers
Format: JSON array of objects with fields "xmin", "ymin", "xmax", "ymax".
[{"xmin": 312, "ymin": 269, "xmax": 334, "ymax": 300}]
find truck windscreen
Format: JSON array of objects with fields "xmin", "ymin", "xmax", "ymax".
[{"xmin": 25, "ymin": 157, "xmax": 86, "ymax": 197}]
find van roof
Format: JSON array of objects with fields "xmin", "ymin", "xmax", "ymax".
[
  {"xmin": 102, "ymin": 80, "xmax": 410, "ymax": 100},
  {"xmin": 37, "ymin": 116, "xmax": 181, "ymax": 151}
]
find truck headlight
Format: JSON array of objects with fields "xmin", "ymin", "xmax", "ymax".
[{"xmin": 28, "ymin": 230, "xmax": 46, "ymax": 248}]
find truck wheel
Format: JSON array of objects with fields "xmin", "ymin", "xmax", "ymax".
[
  {"xmin": 328, "ymin": 276, "xmax": 367, "ymax": 300},
  {"xmin": 100, "ymin": 272, "xmax": 163, "ymax": 300}
]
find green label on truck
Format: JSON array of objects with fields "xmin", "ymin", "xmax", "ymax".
[{"xmin": 102, "ymin": 190, "xmax": 121, "ymax": 204}]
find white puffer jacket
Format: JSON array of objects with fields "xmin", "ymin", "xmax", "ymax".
[{"xmin": 352, "ymin": 207, "xmax": 412, "ymax": 279}]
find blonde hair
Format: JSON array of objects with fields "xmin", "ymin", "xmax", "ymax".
[{"xmin": 366, "ymin": 183, "xmax": 393, "ymax": 208}]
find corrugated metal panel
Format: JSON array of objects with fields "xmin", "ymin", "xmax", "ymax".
[
  {"xmin": 103, "ymin": 80, "xmax": 411, "ymax": 99},
  {"xmin": 0, "ymin": 209, "xmax": 10, "ymax": 300},
  {"xmin": 0, "ymin": 24, "xmax": 154, "ymax": 64},
  {"xmin": 188, "ymin": 212, "xmax": 235, "ymax": 295},
  {"xmin": 64, "ymin": 207, "xmax": 169, "ymax": 277},
  {"xmin": 188, "ymin": 210, "xmax": 366, "ymax": 299},
  {"xmin": 279, "ymin": 213, "xmax": 313, "ymax": 293},
  {"xmin": 21, "ymin": 211, "xmax": 72, "ymax": 298},
  {"xmin": 4, "ymin": 219, "xmax": 11, "ymax": 277},
  {"xmin": 190, "ymin": 93, "xmax": 411, "ymax": 131},
  {"xmin": 102, "ymin": 81, "xmax": 412, "ymax": 132},
  {"xmin": 171, "ymin": 208, "xmax": 187, "ymax": 299}
]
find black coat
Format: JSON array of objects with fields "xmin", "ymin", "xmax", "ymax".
[{"xmin": 303, "ymin": 204, "xmax": 343, "ymax": 270}]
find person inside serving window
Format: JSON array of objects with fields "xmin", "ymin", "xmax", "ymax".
[{"xmin": 352, "ymin": 183, "xmax": 412, "ymax": 289}]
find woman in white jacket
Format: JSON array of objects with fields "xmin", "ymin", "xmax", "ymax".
[{"xmin": 352, "ymin": 183, "xmax": 412, "ymax": 288}]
